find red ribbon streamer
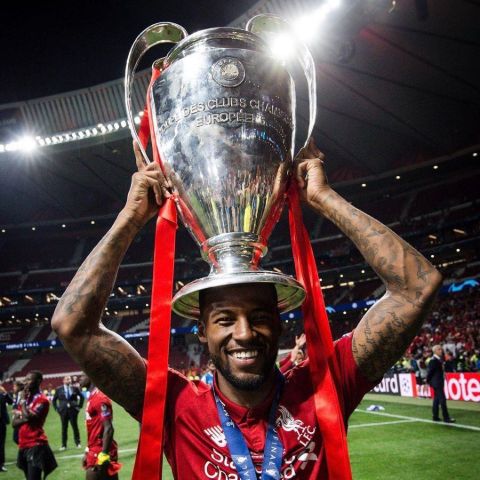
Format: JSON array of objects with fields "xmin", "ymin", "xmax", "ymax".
[
  {"xmin": 288, "ymin": 184, "xmax": 352, "ymax": 480},
  {"xmin": 131, "ymin": 68, "xmax": 177, "ymax": 480}
]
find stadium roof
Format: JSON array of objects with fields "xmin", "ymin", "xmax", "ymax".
[{"xmin": 0, "ymin": 0, "xmax": 479, "ymax": 226}]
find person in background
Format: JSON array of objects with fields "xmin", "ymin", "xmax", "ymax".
[
  {"xmin": 427, "ymin": 345, "xmax": 455, "ymax": 423},
  {"xmin": 12, "ymin": 381, "xmax": 24, "ymax": 445},
  {"xmin": 0, "ymin": 383, "xmax": 13, "ymax": 472},
  {"xmin": 72, "ymin": 375, "xmax": 79, "ymax": 387},
  {"xmin": 80, "ymin": 374, "xmax": 121, "ymax": 480},
  {"xmin": 12, "ymin": 371, "xmax": 57, "ymax": 480},
  {"xmin": 52, "ymin": 375, "xmax": 84, "ymax": 450},
  {"xmin": 200, "ymin": 360, "xmax": 216, "ymax": 385},
  {"xmin": 279, "ymin": 333, "xmax": 307, "ymax": 373}
]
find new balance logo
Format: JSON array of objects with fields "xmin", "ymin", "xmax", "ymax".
[{"xmin": 204, "ymin": 425, "xmax": 227, "ymax": 447}]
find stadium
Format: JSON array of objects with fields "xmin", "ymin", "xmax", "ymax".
[{"xmin": 0, "ymin": 0, "xmax": 479, "ymax": 479}]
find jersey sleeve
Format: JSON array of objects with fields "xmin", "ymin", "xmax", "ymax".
[
  {"xmin": 100, "ymin": 402, "xmax": 112, "ymax": 418},
  {"xmin": 29, "ymin": 397, "xmax": 49, "ymax": 417},
  {"xmin": 279, "ymin": 355, "xmax": 294, "ymax": 374},
  {"xmin": 332, "ymin": 331, "xmax": 379, "ymax": 419}
]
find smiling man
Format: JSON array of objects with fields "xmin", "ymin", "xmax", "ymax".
[{"xmin": 52, "ymin": 139, "xmax": 442, "ymax": 478}]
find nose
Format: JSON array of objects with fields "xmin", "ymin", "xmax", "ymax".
[{"xmin": 232, "ymin": 316, "xmax": 255, "ymax": 342}]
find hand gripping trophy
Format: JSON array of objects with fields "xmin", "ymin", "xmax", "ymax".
[{"xmin": 125, "ymin": 15, "xmax": 350, "ymax": 480}]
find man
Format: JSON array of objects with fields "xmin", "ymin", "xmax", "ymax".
[
  {"xmin": 279, "ymin": 333, "xmax": 307, "ymax": 373},
  {"xmin": 80, "ymin": 374, "xmax": 121, "ymax": 480},
  {"xmin": 52, "ymin": 375, "xmax": 84, "ymax": 450},
  {"xmin": 12, "ymin": 380, "xmax": 24, "ymax": 445},
  {"xmin": 52, "ymin": 140, "xmax": 442, "ymax": 477},
  {"xmin": 12, "ymin": 371, "xmax": 57, "ymax": 479},
  {"xmin": 427, "ymin": 345, "xmax": 455, "ymax": 423},
  {"xmin": 201, "ymin": 360, "xmax": 216, "ymax": 385},
  {"xmin": 0, "ymin": 383, "xmax": 13, "ymax": 472}
]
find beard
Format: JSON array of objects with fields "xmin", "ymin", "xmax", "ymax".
[{"xmin": 210, "ymin": 348, "xmax": 278, "ymax": 391}]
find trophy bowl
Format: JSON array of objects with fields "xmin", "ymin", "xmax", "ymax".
[{"xmin": 125, "ymin": 18, "xmax": 317, "ymax": 319}]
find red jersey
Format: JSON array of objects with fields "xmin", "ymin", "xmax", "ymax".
[
  {"xmin": 18, "ymin": 393, "xmax": 50, "ymax": 449},
  {"xmin": 137, "ymin": 332, "xmax": 376, "ymax": 479},
  {"xmin": 85, "ymin": 388, "xmax": 118, "ymax": 455}
]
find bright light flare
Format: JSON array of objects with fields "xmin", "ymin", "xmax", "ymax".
[
  {"xmin": 269, "ymin": 33, "xmax": 296, "ymax": 60},
  {"xmin": 293, "ymin": 0, "xmax": 342, "ymax": 43}
]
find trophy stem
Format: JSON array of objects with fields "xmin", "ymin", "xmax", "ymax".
[{"xmin": 202, "ymin": 233, "xmax": 267, "ymax": 274}]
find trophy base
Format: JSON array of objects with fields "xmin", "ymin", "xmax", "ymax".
[{"xmin": 172, "ymin": 270, "xmax": 305, "ymax": 319}]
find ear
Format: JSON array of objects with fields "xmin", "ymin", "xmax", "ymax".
[{"xmin": 197, "ymin": 320, "xmax": 207, "ymax": 344}]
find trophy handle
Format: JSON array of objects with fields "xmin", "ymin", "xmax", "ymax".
[
  {"xmin": 124, "ymin": 23, "xmax": 188, "ymax": 165},
  {"xmin": 246, "ymin": 14, "xmax": 317, "ymax": 151}
]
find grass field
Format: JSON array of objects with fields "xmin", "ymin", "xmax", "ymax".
[{"xmin": 3, "ymin": 393, "xmax": 479, "ymax": 479}]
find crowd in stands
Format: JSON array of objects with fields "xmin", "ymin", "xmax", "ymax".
[{"xmin": 393, "ymin": 289, "xmax": 480, "ymax": 383}]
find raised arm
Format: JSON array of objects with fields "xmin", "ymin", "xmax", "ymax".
[
  {"xmin": 51, "ymin": 143, "xmax": 171, "ymax": 414},
  {"xmin": 295, "ymin": 139, "xmax": 442, "ymax": 381}
]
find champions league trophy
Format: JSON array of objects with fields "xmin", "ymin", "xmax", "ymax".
[{"xmin": 125, "ymin": 15, "xmax": 316, "ymax": 318}]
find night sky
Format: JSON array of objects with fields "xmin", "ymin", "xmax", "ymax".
[{"xmin": 0, "ymin": 0, "xmax": 259, "ymax": 104}]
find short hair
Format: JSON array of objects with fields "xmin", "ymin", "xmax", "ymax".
[{"xmin": 29, "ymin": 370, "xmax": 43, "ymax": 384}]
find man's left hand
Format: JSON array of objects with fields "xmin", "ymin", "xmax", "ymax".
[{"xmin": 294, "ymin": 137, "xmax": 331, "ymax": 208}]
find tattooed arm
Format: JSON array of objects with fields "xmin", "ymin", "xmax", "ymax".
[
  {"xmin": 51, "ymin": 144, "xmax": 172, "ymax": 414},
  {"xmin": 295, "ymin": 140, "xmax": 442, "ymax": 381}
]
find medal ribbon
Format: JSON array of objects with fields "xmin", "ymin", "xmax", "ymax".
[
  {"xmin": 131, "ymin": 66, "xmax": 177, "ymax": 480},
  {"xmin": 213, "ymin": 371, "xmax": 285, "ymax": 480},
  {"xmin": 287, "ymin": 183, "xmax": 352, "ymax": 479}
]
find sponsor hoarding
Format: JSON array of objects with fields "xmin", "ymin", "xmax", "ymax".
[{"xmin": 373, "ymin": 372, "xmax": 480, "ymax": 402}]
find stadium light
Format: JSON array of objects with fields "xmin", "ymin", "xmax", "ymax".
[
  {"xmin": 265, "ymin": 0, "xmax": 342, "ymax": 59},
  {"xmin": 293, "ymin": 0, "xmax": 342, "ymax": 42}
]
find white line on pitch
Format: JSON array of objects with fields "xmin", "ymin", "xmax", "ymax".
[
  {"xmin": 354, "ymin": 409, "xmax": 480, "ymax": 431},
  {"xmin": 350, "ymin": 419, "xmax": 417, "ymax": 429}
]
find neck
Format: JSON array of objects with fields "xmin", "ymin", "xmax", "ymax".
[{"xmin": 216, "ymin": 371, "xmax": 276, "ymax": 408}]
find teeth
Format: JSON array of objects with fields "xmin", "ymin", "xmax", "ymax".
[{"xmin": 232, "ymin": 350, "xmax": 258, "ymax": 359}]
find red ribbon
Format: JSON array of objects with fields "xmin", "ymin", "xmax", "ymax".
[
  {"xmin": 131, "ymin": 67, "xmax": 177, "ymax": 480},
  {"xmin": 288, "ymin": 184, "xmax": 352, "ymax": 479}
]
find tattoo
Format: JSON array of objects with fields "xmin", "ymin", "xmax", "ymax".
[
  {"xmin": 314, "ymin": 191, "xmax": 442, "ymax": 381},
  {"xmin": 78, "ymin": 333, "xmax": 146, "ymax": 413},
  {"xmin": 52, "ymin": 217, "xmax": 146, "ymax": 413}
]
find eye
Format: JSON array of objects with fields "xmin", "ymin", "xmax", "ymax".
[
  {"xmin": 214, "ymin": 316, "xmax": 234, "ymax": 326},
  {"xmin": 251, "ymin": 314, "xmax": 273, "ymax": 325}
]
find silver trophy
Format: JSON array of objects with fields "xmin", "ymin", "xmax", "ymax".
[{"xmin": 125, "ymin": 16, "xmax": 316, "ymax": 319}]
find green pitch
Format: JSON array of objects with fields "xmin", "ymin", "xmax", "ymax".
[{"xmin": 4, "ymin": 394, "xmax": 479, "ymax": 479}]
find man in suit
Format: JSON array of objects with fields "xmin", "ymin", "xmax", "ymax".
[
  {"xmin": 0, "ymin": 383, "xmax": 13, "ymax": 472},
  {"xmin": 52, "ymin": 375, "xmax": 84, "ymax": 450},
  {"xmin": 427, "ymin": 345, "xmax": 455, "ymax": 423}
]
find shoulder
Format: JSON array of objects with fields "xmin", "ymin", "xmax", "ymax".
[
  {"xmin": 168, "ymin": 368, "xmax": 211, "ymax": 395},
  {"xmin": 97, "ymin": 391, "xmax": 112, "ymax": 406}
]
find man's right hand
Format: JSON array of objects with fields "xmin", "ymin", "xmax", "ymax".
[{"xmin": 120, "ymin": 141, "xmax": 173, "ymax": 228}]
